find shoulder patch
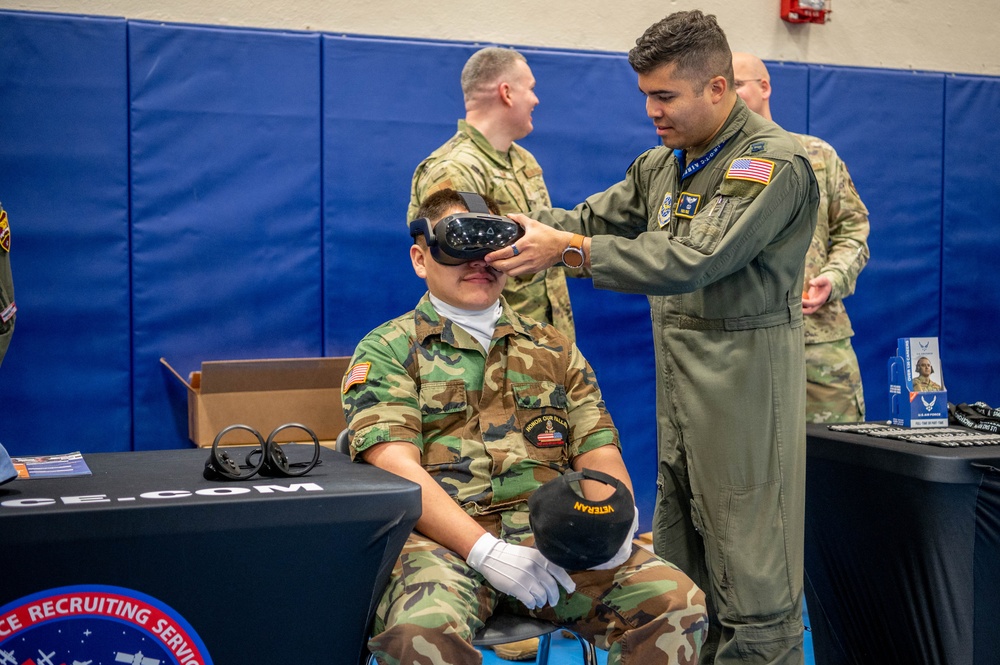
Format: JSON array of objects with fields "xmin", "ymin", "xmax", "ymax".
[
  {"xmin": 0, "ymin": 209, "xmax": 9, "ymax": 253},
  {"xmin": 726, "ymin": 157, "xmax": 775, "ymax": 185},
  {"xmin": 750, "ymin": 141, "xmax": 766, "ymax": 153},
  {"xmin": 658, "ymin": 192, "xmax": 673, "ymax": 228},
  {"xmin": 343, "ymin": 362, "xmax": 371, "ymax": 393}
]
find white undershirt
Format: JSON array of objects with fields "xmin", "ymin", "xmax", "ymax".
[{"xmin": 429, "ymin": 294, "xmax": 501, "ymax": 354}]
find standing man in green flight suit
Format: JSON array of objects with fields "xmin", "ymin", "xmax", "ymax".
[
  {"xmin": 0, "ymin": 202, "xmax": 16, "ymax": 367},
  {"xmin": 733, "ymin": 51, "xmax": 870, "ymax": 424},
  {"xmin": 408, "ymin": 46, "xmax": 577, "ymax": 344},
  {"xmin": 486, "ymin": 11, "xmax": 819, "ymax": 665}
]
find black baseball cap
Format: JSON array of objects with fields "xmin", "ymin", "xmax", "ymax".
[{"xmin": 528, "ymin": 468, "xmax": 634, "ymax": 570}]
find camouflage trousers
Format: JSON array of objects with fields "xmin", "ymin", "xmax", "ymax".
[
  {"xmin": 368, "ymin": 510, "xmax": 707, "ymax": 665},
  {"xmin": 806, "ymin": 337, "xmax": 866, "ymax": 423}
]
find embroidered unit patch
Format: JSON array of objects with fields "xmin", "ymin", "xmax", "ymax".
[
  {"xmin": 658, "ymin": 192, "xmax": 672, "ymax": 228},
  {"xmin": 675, "ymin": 192, "xmax": 701, "ymax": 219}
]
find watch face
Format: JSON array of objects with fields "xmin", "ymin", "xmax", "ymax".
[{"xmin": 561, "ymin": 247, "xmax": 585, "ymax": 268}]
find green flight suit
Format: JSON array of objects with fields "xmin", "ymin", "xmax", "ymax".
[
  {"xmin": 0, "ymin": 202, "xmax": 15, "ymax": 367},
  {"xmin": 534, "ymin": 99, "xmax": 819, "ymax": 665},
  {"xmin": 409, "ymin": 120, "xmax": 576, "ymax": 342}
]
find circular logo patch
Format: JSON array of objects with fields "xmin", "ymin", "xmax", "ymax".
[
  {"xmin": 0, "ymin": 585, "xmax": 212, "ymax": 665},
  {"xmin": 523, "ymin": 414, "xmax": 569, "ymax": 448}
]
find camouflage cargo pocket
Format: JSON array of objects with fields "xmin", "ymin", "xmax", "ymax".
[{"xmin": 419, "ymin": 380, "xmax": 469, "ymax": 462}]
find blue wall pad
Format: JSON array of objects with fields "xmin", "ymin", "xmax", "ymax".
[
  {"xmin": 808, "ymin": 66, "xmax": 946, "ymax": 421},
  {"xmin": 0, "ymin": 11, "xmax": 131, "ymax": 454},
  {"xmin": 129, "ymin": 22, "xmax": 323, "ymax": 450},
  {"xmin": 942, "ymin": 75, "xmax": 1000, "ymax": 406},
  {"xmin": 767, "ymin": 61, "xmax": 810, "ymax": 134},
  {"xmin": 2, "ymin": 9, "xmax": 999, "ymax": 469},
  {"xmin": 322, "ymin": 36, "xmax": 473, "ymax": 357}
]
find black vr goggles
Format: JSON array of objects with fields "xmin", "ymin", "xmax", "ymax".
[{"xmin": 409, "ymin": 191, "xmax": 524, "ymax": 265}]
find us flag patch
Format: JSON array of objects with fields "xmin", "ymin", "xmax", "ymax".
[
  {"xmin": 725, "ymin": 157, "xmax": 775, "ymax": 185},
  {"xmin": 343, "ymin": 362, "xmax": 371, "ymax": 393}
]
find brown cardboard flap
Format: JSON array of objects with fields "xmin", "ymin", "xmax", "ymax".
[
  {"xmin": 200, "ymin": 357, "xmax": 347, "ymax": 393},
  {"xmin": 162, "ymin": 356, "xmax": 352, "ymax": 447}
]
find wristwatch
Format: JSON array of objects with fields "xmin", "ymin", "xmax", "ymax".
[{"xmin": 560, "ymin": 234, "xmax": 586, "ymax": 268}]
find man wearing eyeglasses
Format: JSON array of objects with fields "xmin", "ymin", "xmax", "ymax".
[{"xmin": 733, "ymin": 52, "xmax": 871, "ymax": 424}]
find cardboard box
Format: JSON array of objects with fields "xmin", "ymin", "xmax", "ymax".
[{"xmin": 161, "ymin": 356, "xmax": 351, "ymax": 447}]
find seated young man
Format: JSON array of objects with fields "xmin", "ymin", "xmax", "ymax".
[{"xmin": 341, "ymin": 189, "xmax": 707, "ymax": 665}]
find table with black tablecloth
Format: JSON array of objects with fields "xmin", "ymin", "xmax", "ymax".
[
  {"xmin": 805, "ymin": 423, "xmax": 1000, "ymax": 665},
  {"xmin": 0, "ymin": 446, "xmax": 420, "ymax": 664}
]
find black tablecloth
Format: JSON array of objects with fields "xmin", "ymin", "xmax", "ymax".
[
  {"xmin": 805, "ymin": 424, "xmax": 1000, "ymax": 665},
  {"xmin": 0, "ymin": 446, "xmax": 421, "ymax": 664}
]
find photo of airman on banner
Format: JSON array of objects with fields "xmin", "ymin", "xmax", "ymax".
[
  {"xmin": 912, "ymin": 356, "xmax": 944, "ymax": 392},
  {"xmin": 903, "ymin": 337, "xmax": 945, "ymax": 393},
  {"xmin": 889, "ymin": 337, "xmax": 948, "ymax": 428}
]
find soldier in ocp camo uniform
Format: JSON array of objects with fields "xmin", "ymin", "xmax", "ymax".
[
  {"xmin": 408, "ymin": 46, "xmax": 576, "ymax": 343},
  {"xmin": 344, "ymin": 189, "xmax": 707, "ymax": 665},
  {"xmin": 0, "ymin": 202, "xmax": 16, "ymax": 367},
  {"xmin": 733, "ymin": 52, "xmax": 870, "ymax": 423}
]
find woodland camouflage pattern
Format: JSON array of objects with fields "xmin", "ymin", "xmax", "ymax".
[
  {"xmin": 796, "ymin": 134, "xmax": 870, "ymax": 422},
  {"xmin": 343, "ymin": 294, "xmax": 708, "ymax": 664},
  {"xmin": 408, "ymin": 119, "xmax": 576, "ymax": 342}
]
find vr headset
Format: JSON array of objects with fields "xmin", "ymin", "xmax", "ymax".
[{"xmin": 409, "ymin": 191, "xmax": 524, "ymax": 265}]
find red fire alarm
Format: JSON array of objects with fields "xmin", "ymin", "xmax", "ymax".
[{"xmin": 781, "ymin": 0, "xmax": 830, "ymax": 24}]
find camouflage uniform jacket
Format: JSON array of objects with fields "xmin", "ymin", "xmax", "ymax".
[
  {"xmin": 408, "ymin": 120, "xmax": 576, "ymax": 343},
  {"xmin": 343, "ymin": 293, "xmax": 617, "ymax": 516},
  {"xmin": 795, "ymin": 133, "xmax": 870, "ymax": 345},
  {"xmin": 0, "ymin": 202, "xmax": 15, "ymax": 366}
]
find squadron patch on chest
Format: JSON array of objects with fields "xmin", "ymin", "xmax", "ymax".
[
  {"xmin": 675, "ymin": 192, "xmax": 702, "ymax": 219},
  {"xmin": 658, "ymin": 192, "xmax": 673, "ymax": 228},
  {"xmin": 523, "ymin": 414, "xmax": 569, "ymax": 447}
]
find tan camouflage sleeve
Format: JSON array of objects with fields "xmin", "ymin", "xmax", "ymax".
[
  {"xmin": 410, "ymin": 160, "xmax": 490, "ymax": 218},
  {"xmin": 341, "ymin": 322, "xmax": 423, "ymax": 459},
  {"xmin": 820, "ymin": 150, "xmax": 870, "ymax": 301}
]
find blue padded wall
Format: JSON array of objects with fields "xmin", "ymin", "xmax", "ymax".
[
  {"xmin": 322, "ymin": 36, "xmax": 475, "ymax": 356},
  {"xmin": 768, "ymin": 61, "xmax": 810, "ymax": 134},
  {"xmin": 942, "ymin": 75, "xmax": 1000, "ymax": 406},
  {"xmin": 808, "ymin": 66, "xmax": 946, "ymax": 421},
  {"xmin": 129, "ymin": 22, "xmax": 323, "ymax": 450},
  {"xmin": 1, "ymin": 9, "xmax": 998, "ymax": 488},
  {"xmin": 0, "ymin": 11, "xmax": 131, "ymax": 453}
]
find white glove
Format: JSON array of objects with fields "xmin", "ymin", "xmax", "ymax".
[
  {"xmin": 589, "ymin": 505, "xmax": 639, "ymax": 571},
  {"xmin": 466, "ymin": 533, "xmax": 576, "ymax": 609}
]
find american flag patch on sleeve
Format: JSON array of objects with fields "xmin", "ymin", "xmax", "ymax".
[
  {"xmin": 725, "ymin": 157, "xmax": 775, "ymax": 185},
  {"xmin": 343, "ymin": 362, "xmax": 371, "ymax": 393}
]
